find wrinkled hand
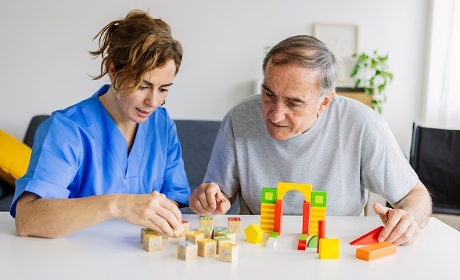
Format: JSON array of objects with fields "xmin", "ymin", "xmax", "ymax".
[
  {"xmin": 373, "ymin": 202, "xmax": 421, "ymax": 245},
  {"xmin": 189, "ymin": 182, "xmax": 231, "ymax": 216},
  {"xmin": 117, "ymin": 191, "xmax": 183, "ymax": 237}
]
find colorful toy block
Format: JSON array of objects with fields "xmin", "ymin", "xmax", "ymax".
[
  {"xmin": 228, "ymin": 217, "xmax": 241, "ymax": 233},
  {"xmin": 260, "ymin": 203, "xmax": 276, "ymax": 233},
  {"xmin": 185, "ymin": 231, "xmax": 205, "ymax": 243},
  {"xmin": 317, "ymin": 220, "xmax": 326, "ymax": 253},
  {"xmin": 307, "ymin": 235, "xmax": 318, "ymax": 248},
  {"xmin": 261, "ymin": 188, "xmax": 277, "ymax": 203},
  {"xmin": 218, "ymin": 243, "xmax": 238, "ymax": 262},
  {"xmin": 214, "ymin": 230, "xmax": 236, "ymax": 243},
  {"xmin": 319, "ymin": 238, "xmax": 340, "ymax": 259},
  {"xmin": 200, "ymin": 216, "xmax": 214, "ymax": 229},
  {"xmin": 350, "ymin": 226, "xmax": 384, "ymax": 245},
  {"xmin": 198, "ymin": 226, "xmax": 213, "ymax": 239},
  {"xmin": 180, "ymin": 220, "xmax": 190, "ymax": 237},
  {"xmin": 311, "ymin": 190, "xmax": 327, "ymax": 207},
  {"xmin": 214, "ymin": 235, "xmax": 232, "ymax": 254},
  {"xmin": 245, "ymin": 223, "xmax": 264, "ymax": 244},
  {"xmin": 177, "ymin": 241, "xmax": 198, "ymax": 261},
  {"xmin": 197, "ymin": 238, "xmax": 217, "ymax": 258},
  {"xmin": 297, "ymin": 240, "xmax": 307, "ymax": 250},
  {"xmin": 142, "ymin": 232, "xmax": 162, "ymax": 252},
  {"xmin": 172, "ymin": 222, "xmax": 185, "ymax": 238},
  {"xmin": 140, "ymin": 228, "xmax": 155, "ymax": 244},
  {"xmin": 355, "ymin": 241, "xmax": 396, "ymax": 261}
]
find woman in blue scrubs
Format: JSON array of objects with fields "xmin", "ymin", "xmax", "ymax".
[{"xmin": 11, "ymin": 10, "xmax": 191, "ymax": 238}]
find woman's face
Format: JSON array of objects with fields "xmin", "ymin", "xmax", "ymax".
[{"xmin": 113, "ymin": 59, "xmax": 177, "ymax": 124}]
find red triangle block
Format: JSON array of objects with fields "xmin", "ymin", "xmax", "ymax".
[{"xmin": 349, "ymin": 225, "xmax": 384, "ymax": 245}]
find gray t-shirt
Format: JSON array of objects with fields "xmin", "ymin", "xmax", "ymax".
[{"xmin": 204, "ymin": 94, "xmax": 418, "ymax": 215}]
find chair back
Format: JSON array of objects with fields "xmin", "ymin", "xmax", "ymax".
[{"xmin": 409, "ymin": 122, "xmax": 460, "ymax": 215}]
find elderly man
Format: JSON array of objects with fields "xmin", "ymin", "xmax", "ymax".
[{"xmin": 189, "ymin": 35, "xmax": 432, "ymax": 245}]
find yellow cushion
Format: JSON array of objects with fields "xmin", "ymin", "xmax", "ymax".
[{"xmin": 0, "ymin": 129, "xmax": 32, "ymax": 186}]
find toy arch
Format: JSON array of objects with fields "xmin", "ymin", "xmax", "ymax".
[{"xmin": 274, "ymin": 182, "xmax": 312, "ymax": 235}]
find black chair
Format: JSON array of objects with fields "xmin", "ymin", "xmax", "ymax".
[
  {"xmin": 0, "ymin": 115, "xmax": 50, "ymax": 211},
  {"xmin": 174, "ymin": 120, "xmax": 239, "ymax": 215},
  {"xmin": 409, "ymin": 122, "xmax": 460, "ymax": 215}
]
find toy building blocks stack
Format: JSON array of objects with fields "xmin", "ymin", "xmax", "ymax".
[{"xmin": 259, "ymin": 182, "xmax": 326, "ymax": 236}]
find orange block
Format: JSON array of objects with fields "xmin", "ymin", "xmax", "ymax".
[{"xmin": 356, "ymin": 242, "xmax": 396, "ymax": 261}]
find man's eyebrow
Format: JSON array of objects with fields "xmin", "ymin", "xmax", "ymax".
[{"xmin": 261, "ymin": 84, "xmax": 274, "ymax": 94}]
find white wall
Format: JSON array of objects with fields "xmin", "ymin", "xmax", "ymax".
[{"xmin": 0, "ymin": 0, "xmax": 428, "ymax": 157}]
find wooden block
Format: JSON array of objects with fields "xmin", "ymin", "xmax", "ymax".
[
  {"xmin": 142, "ymin": 232, "xmax": 162, "ymax": 252},
  {"xmin": 185, "ymin": 231, "xmax": 204, "ymax": 243},
  {"xmin": 214, "ymin": 236, "xmax": 232, "ymax": 254},
  {"xmin": 244, "ymin": 224, "xmax": 264, "ymax": 244},
  {"xmin": 177, "ymin": 241, "xmax": 198, "ymax": 261},
  {"xmin": 200, "ymin": 217, "xmax": 214, "ymax": 228},
  {"xmin": 350, "ymin": 226, "xmax": 384, "ymax": 245},
  {"xmin": 180, "ymin": 220, "xmax": 190, "ymax": 237},
  {"xmin": 197, "ymin": 238, "xmax": 217, "ymax": 258},
  {"xmin": 228, "ymin": 217, "xmax": 241, "ymax": 233},
  {"xmin": 356, "ymin": 241, "xmax": 396, "ymax": 261},
  {"xmin": 198, "ymin": 227, "xmax": 214, "ymax": 239},
  {"xmin": 140, "ymin": 228, "xmax": 155, "ymax": 244},
  {"xmin": 319, "ymin": 238, "xmax": 340, "ymax": 259},
  {"xmin": 218, "ymin": 243, "xmax": 238, "ymax": 262}
]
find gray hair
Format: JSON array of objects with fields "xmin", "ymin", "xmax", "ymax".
[{"xmin": 262, "ymin": 35, "xmax": 338, "ymax": 98}]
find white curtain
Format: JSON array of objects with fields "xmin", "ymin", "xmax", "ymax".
[{"xmin": 423, "ymin": 0, "xmax": 460, "ymax": 129}]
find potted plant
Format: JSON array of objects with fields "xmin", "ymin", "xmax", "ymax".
[{"xmin": 350, "ymin": 51, "xmax": 394, "ymax": 114}]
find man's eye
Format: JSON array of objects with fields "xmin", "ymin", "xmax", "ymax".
[
  {"xmin": 160, "ymin": 88, "xmax": 169, "ymax": 93},
  {"xmin": 139, "ymin": 85, "xmax": 149, "ymax": 90}
]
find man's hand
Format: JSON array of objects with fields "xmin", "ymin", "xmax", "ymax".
[
  {"xmin": 189, "ymin": 182, "xmax": 231, "ymax": 216},
  {"xmin": 373, "ymin": 202, "xmax": 421, "ymax": 245}
]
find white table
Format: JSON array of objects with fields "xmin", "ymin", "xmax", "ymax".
[{"xmin": 1, "ymin": 213, "xmax": 459, "ymax": 279}]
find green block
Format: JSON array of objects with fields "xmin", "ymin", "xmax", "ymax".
[
  {"xmin": 307, "ymin": 235, "xmax": 318, "ymax": 248},
  {"xmin": 311, "ymin": 190, "xmax": 327, "ymax": 207},
  {"xmin": 261, "ymin": 187, "xmax": 277, "ymax": 203},
  {"xmin": 299, "ymin": 233, "xmax": 308, "ymax": 241},
  {"xmin": 270, "ymin": 232, "xmax": 279, "ymax": 238}
]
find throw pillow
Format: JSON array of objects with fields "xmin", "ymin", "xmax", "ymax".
[{"xmin": 0, "ymin": 129, "xmax": 32, "ymax": 186}]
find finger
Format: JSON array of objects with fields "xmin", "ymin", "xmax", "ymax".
[
  {"xmin": 373, "ymin": 203, "xmax": 389, "ymax": 224},
  {"xmin": 204, "ymin": 183, "xmax": 221, "ymax": 211},
  {"xmin": 189, "ymin": 187, "xmax": 213, "ymax": 215},
  {"xmin": 215, "ymin": 192, "xmax": 231, "ymax": 214}
]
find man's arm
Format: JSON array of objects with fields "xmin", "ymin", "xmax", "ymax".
[
  {"xmin": 15, "ymin": 191, "xmax": 183, "ymax": 238},
  {"xmin": 373, "ymin": 180, "xmax": 432, "ymax": 245}
]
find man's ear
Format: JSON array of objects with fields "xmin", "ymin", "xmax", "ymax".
[{"xmin": 317, "ymin": 92, "xmax": 335, "ymax": 115}]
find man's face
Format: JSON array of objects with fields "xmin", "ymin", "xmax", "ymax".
[{"xmin": 262, "ymin": 61, "xmax": 329, "ymax": 141}]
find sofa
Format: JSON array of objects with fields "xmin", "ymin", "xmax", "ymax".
[
  {"xmin": 0, "ymin": 115, "xmax": 239, "ymax": 214},
  {"xmin": 0, "ymin": 115, "xmax": 49, "ymax": 211}
]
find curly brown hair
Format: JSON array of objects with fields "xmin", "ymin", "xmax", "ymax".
[{"xmin": 89, "ymin": 10, "xmax": 183, "ymax": 96}]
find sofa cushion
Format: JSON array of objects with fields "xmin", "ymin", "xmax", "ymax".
[{"xmin": 0, "ymin": 129, "xmax": 31, "ymax": 186}]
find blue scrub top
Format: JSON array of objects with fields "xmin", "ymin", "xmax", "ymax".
[{"xmin": 11, "ymin": 85, "xmax": 191, "ymax": 217}]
